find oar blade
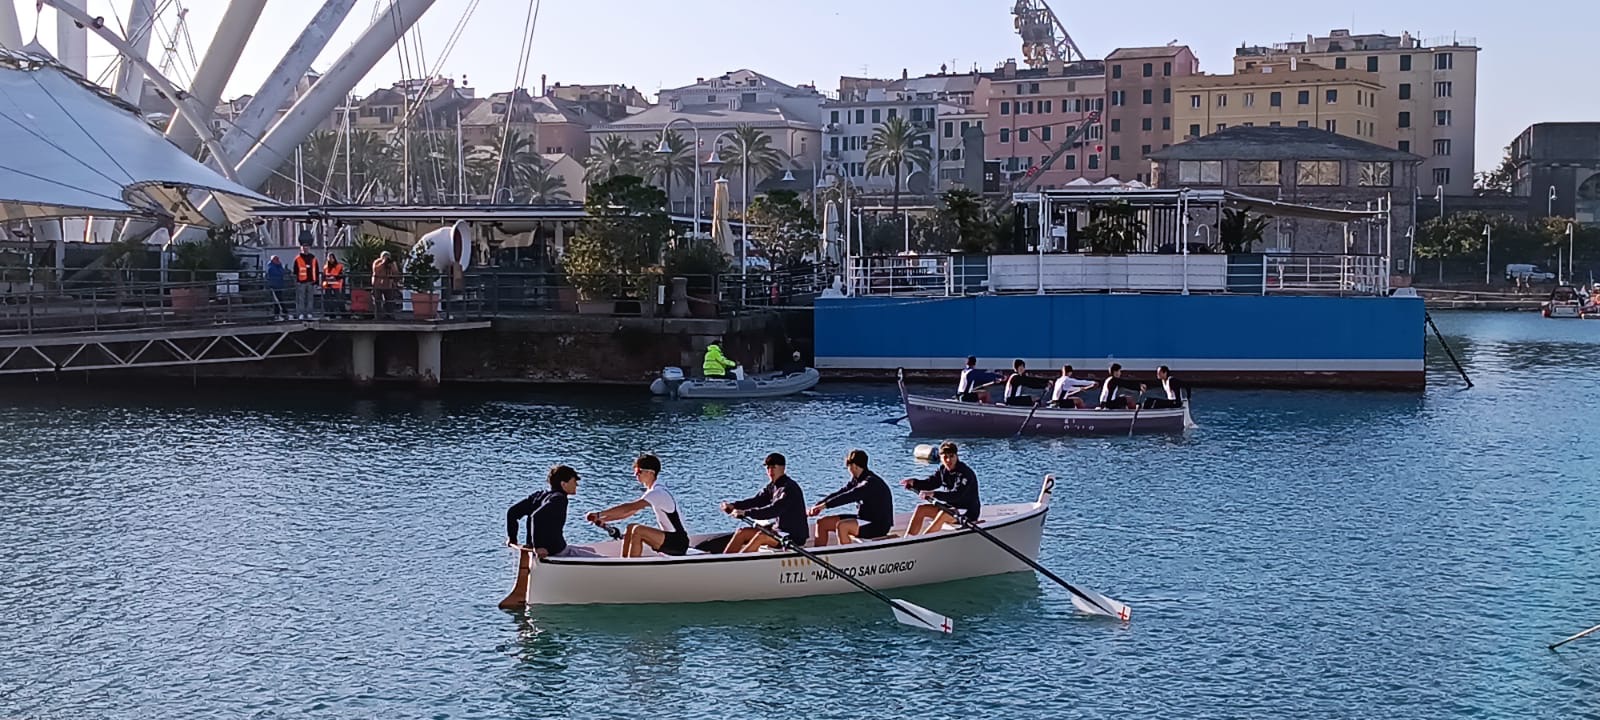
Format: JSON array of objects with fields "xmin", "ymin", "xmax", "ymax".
[
  {"xmin": 1070, "ymin": 587, "xmax": 1132, "ymax": 621},
  {"xmin": 890, "ymin": 599, "xmax": 954, "ymax": 634}
]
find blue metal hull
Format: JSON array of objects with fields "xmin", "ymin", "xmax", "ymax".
[{"xmin": 815, "ymin": 294, "xmax": 1425, "ymax": 389}]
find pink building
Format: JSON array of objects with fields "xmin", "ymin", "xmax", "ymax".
[{"xmin": 982, "ymin": 59, "xmax": 1108, "ymax": 192}]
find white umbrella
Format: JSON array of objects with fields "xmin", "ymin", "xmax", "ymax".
[{"xmin": 710, "ymin": 178, "xmax": 736, "ymax": 258}]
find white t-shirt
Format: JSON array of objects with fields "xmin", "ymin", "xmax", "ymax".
[
  {"xmin": 1052, "ymin": 375, "xmax": 1095, "ymax": 402},
  {"xmin": 641, "ymin": 482, "xmax": 687, "ymax": 535}
]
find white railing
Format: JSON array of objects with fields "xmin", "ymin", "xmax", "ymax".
[
  {"xmin": 844, "ymin": 253, "xmax": 1390, "ymax": 298},
  {"xmin": 1258, "ymin": 253, "xmax": 1390, "ymax": 296}
]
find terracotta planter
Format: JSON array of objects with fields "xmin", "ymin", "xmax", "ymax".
[
  {"xmin": 350, "ymin": 288, "xmax": 373, "ymax": 314},
  {"xmin": 556, "ymin": 286, "xmax": 579, "ymax": 313},
  {"xmin": 411, "ymin": 291, "xmax": 439, "ymax": 320},
  {"xmin": 170, "ymin": 287, "xmax": 209, "ymax": 312}
]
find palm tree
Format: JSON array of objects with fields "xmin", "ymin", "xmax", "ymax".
[
  {"xmin": 714, "ymin": 124, "xmax": 788, "ymax": 185},
  {"xmin": 642, "ymin": 129, "xmax": 695, "ymax": 213},
  {"xmin": 585, "ymin": 134, "xmax": 640, "ymax": 185},
  {"xmin": 526, "ymin": 170, "xmax": 571, "ymax": 203},
  {"xmin": 485, "ymin": 127, "xmax": 545, "ymax": 202},
  {"xmin": 865, "ymin": 116, "xmax": 933, "ymax": 218}
]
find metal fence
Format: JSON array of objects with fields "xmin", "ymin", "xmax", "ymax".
[{"xmin": 842, "ymin": 252, "xmax": 1391, "ymax": 298}]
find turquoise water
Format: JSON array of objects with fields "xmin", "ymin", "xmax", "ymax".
[{"xmin": 1, "ymin": 311, "xmax": 1597, "ymax": 718}]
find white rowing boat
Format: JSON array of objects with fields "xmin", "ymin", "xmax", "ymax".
[{"xmin": 502, "ymin": 476, "xmax": 1056, "ymax": 606}]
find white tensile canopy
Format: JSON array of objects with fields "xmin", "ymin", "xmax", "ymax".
[{"xmin": 0, "ymin": 50, "xmax": 269, "ymax": 225}]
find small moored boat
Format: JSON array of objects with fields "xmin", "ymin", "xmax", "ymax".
[
  {"xmin": 1544, "ymin": 285, "xmax": 1584, "ymax": 319},
  {"xmin": 899, "ymin": 373, "xmax": 1194, "ymax": 437},
  {"xmin": 649, "ymin": 365, "xmax": 821, "ymax": 399},
  {"xmin": 501, "ymin": 476, "xmax": 1054, "ymax": 606}
]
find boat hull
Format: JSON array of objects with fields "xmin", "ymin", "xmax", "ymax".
[
  {"xmin": 903, "ymin": 391, "xmax": 1191, "ymax": 436},
  {"xmin": 509, "ymin": 499, "xmax": 1047, "ymax": 606},
  {"xmin": 649, "ymin": 368, "xmax": 821, "ymax": 399}
]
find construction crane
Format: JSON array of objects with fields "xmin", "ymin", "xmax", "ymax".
[
  {"xmin": 1011, "ymin": 0, "xmax": 1085, "ymax": 67},
  {"xmin": 991, "ymin": 109, "xmax": 1099, "ymax": 213}
]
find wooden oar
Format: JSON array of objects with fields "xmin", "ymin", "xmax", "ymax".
[
  {"xmin": 738, "ymin": 517, "xmax": 953, "ymax": 634},
  {"xmin": 1012, "ymin": 399, "xmax": 1043, "ymax": 438},
  {"xmin": 880, "ymin": 415, "xmax": 908, "ymax": 425},
  {"xmin": 1550, "ymin": 622, "xmax": 1600, "ymax": 650},
  {"xmin": 1127, "ymin": 391, "xmax": 1146, "ymax": 437},
  {"xmin": 922, "ymin": 496, "xmax": 1130, "ymax": 621}
]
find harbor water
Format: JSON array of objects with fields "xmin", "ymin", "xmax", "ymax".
[{"xmin": 1, "ymin": 311, "xmax": 1596, "ymax": 718}]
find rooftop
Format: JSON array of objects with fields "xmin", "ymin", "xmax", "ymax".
[
  {"xmin": 1107, "ymin": 45, "xmax": 1190, "ymax": 60},
  {"xmin": 1147, "ymin": 126, "xmax": 1422, "ymax": 162},
  {"xmin": 1176, "ymin": 64, "xmax": 1384, "ymax": 89}
]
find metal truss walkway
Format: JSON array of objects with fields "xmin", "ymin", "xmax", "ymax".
[{"xmin": 0, "ymin": 322, "xmax": 326, "ymax": 375}]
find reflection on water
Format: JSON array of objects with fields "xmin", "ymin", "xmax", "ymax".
[{"xmin": 0, "ymin": 310, "xmax": 1597, "ymax": 717}]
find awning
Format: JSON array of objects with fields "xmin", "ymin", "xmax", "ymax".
[
  {"xmin": 0, "ymin": 50, "xmax": 272, "ymax": 225},
  {"xmin": 1029, "ymin": 187, "xmax": 1384, "ymax": 223}
]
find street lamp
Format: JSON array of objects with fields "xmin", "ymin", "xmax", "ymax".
[
  {"xmin": 1435, "ymin": 185, "xmax": 1444, "ymax": 219},
  {"xmin": 1483, "ymin": 224, "xmax": 1493, "ymax": 286},
  {"xmin": 1548, "ymin": 185, "xmax": 1557, "ymax": 217},
  {"xmin": 1404, "ymin": 226, "xmax": 1415, "ymax": 275},
  {"xmin": 659, "ymin": 117, "xmax": 702, "ymax": 238},
  {"xmin": 1568, "ymin": 222, "xmax": 1576, "ymax": 282}
]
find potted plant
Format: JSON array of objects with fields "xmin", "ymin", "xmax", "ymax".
[
  {"xmin": 169, "ymin": 227, "xmax": 242, "ymax": 311},
  {"xmin": 404, "ymin": 240, "xmax": 442, "ymax": 320},
  {"xmin": 343, "ymin": 234, "xmax": 398, "ymax": 316},
  {"xmin": 663, "ymin": 239, "xmax": 732, "ymax": 317},
  {"xmin": 563, "ymin": 175, "xmax": 671, "ymax": 315},
  {"xmin": 1218, "ymin": 208, "xmax": 1269, "ymax": 293}
]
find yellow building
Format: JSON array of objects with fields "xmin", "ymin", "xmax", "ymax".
[{"xmin": 1172, "ymin": 62, "xmax": 1391, "ymax": 149}]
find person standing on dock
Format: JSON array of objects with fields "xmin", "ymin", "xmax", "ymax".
[
  {"xmin": 902, "ymin": 441, "xmax": 980, "ymax": 535},
  {"xmin": 1097, "ymin": 363, "xmax": 1146, "ymax": 410},
  {"xmin": 505, "ymin": 465, "xmax": 598, "ymax": 559},
  {"xmin": 371, "ymin": 251, "xmax": 400, "ymax": 320},
  {"xmin": 703, "ymin": 339, "xmax": 738, "ymax": 379},
  {"xmin": 586, "ymin": 454, "xmax": 692, "ymax": 558},
  {"xmin": 1142, "ymin": 366, "xmax": 1188, "ymax": 410},
  {"xmin": 292, "ymin": 244, "xmax": 321, "ymax": 320},
  {"xmin": 265, "ymin": 255, "xmax": 287, "ymax": 320},
  {"xmin": 809, "ymin": 449, "xmax": 894, "ymax": 546},
  {"xmin": 720, "ymin": 453, "xmax": 809, "ymax": 553},
  {"xmin": 1049, "ymin": 365, "xmax": 1097, "ymax": 408},
  {"xmin": 322, "ymin": 253, "xmax": 346, "ymax": 318}
]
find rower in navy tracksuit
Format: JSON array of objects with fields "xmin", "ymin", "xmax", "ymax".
[
  {"xmin": 721, "ymin": 452, "xmax": 809, "ymax": 553},
  {"xmin": 810, "ymin": 449, "xmax": 894, "ymax": 545},
  {"xmin": 902, "ymin": 441, "xmax": 981, "ymax": 535},
  {"xmin": 505, "ymin": 465, "xmax": 593, "ymax": 558}
]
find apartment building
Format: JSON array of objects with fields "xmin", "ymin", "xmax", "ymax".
[
  {"xmin": 594, "ymin": 69, "xmax": 823, "ymax": 215},
  {"xmin": 982, "ymin": 58, "xmax": 1107, "ymax": 191},
  {"xmin": 823, "ymin": 71, "xmax": 986, "ymax": 198},
  {"xmin": 459, "ymin": 89, "xmax": 599, "ymax": 157},
  {"xmin": 1173, "ymin": 61, "xmax": 1392, "ymax": 147},
  {"xmin": 1235, "ymin": 29, "xmax": 1479, "ymax": 194},
  {"xmin": 1508, "ymin": 122, "xmax": 1600, "ymax": 224},
  {"xmin": 1104, "ymin": 45, "xmax": 1201, "ymax": 184}
]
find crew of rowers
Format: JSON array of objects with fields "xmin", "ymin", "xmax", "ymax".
[
  {"xmin": 505, "ymin": 443, "xmax": 980, "ymax": 559},
  {"xmin": 957, "ymin": 356, "xmax": 1189, "ymax": 410}
]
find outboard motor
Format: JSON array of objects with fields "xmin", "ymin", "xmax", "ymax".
[{"xmin": 651, "ymin": 366, "xmax": 687, "ymax": 397}]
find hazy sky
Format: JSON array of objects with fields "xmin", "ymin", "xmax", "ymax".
[{"xmin": 12, "ymin": 0, "xmax": 1598, "ymax": 172}]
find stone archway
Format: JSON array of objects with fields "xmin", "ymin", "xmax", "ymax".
[{"xmin": 1578, "ymin": 172, "xmax": 1600, "ymax": 224}]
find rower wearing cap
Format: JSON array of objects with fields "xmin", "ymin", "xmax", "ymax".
[
  {"xmin": 586, "ymin": 453, "xmax": 691, "ymax": 558},
  {"xmin": 901, "ymin": 441, "xmax": 980, "ymax": 535},
  {"xmin": 505, "ymin": 465, "xmax": 602, "ymax": 558},
  {"xmin": 809, "ymin": 449, "xmax": 894, "ymax": 545},
  {"xmin": 720, "ymin": 452, "xmax": 809, "ymax": 553}
]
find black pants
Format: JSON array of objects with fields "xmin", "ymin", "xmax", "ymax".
[
  {"xmin": 1142, "ymin": 398, "xmax": 1183, "ymax": 410},
  {"xmin": 1003, "ymin": 396, "xmax": 1035, "ymax": 407}
]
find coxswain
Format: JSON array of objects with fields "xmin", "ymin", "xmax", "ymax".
[
  {"xmin": 586, "ymin": 453, "xmax": 691, "ymax": 558},
  {"xmin": 720, "ymin": 453, "xmax": 809, "ymax": 553},
  {"xmin": 505, "ymin": 465, "xmax": 598, "ymax": 558},
  {"xmin": 1096, "ymin": 362, "xmax": 1146, "ymax": 410},
  {"xmin": 809, "ymin": 449, "xmax": 894, "ymax": 546},
  {"xmin": 703, "ymin": 338, "xmax": 738, "ymax": 379},
  {"xmin": 1049, "ymin": 364, "xmax": 1097, "ymax": 408},
  {"xmin": 901, "ymin": 441, "xmax": 980, "ymax": 535},
  {"xmin": 1141, "ymin": 365, "xmax": 1188, "ymax": 409}
]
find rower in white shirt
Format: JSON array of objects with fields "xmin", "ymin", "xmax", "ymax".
[{"xmin": 1049, "ymin": 364, "xmax": 1098, "ymax": 408}]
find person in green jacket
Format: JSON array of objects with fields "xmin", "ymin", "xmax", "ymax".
[{"xmin": 703, "ymin": 339, "xmax": 738, "ymax": 378}]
